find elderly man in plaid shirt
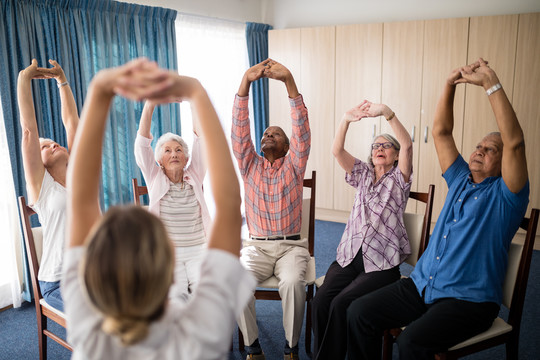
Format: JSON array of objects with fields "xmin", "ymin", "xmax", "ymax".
[{"xmin": 232, "ymin": 58, "xmax": 311, "ymax": 360}]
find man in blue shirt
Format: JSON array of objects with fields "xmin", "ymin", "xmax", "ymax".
[{"xmin": 346, "ymin": 58, "xmax": 529, "ymax": 360}]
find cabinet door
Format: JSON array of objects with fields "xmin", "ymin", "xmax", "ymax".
[
  {"xmin": 513, "ymin": 13, "xmax": 540, "ymax": 212},
  {"xmin": 418, "ymin": 18, "xmax": 469, "ymax": 222},
  {"xmin": 462, "ymin": 15, "xmax": 519, "ymax": 155},
  {"xmin": 381, "ymin": 20, "xmax": 424, "ymax": 212},
  {"xmin": 268, "ymin": 28, "xmax": 301, "ymax": 133},
  {"xmin": 299, "ymin": 26, "xmax": 336, "ymax": 209},
  {"xmin": 333, "ymin": 23, "xmax": 383, "ymax": 212}
]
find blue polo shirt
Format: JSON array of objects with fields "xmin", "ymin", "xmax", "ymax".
[{"xmin": 411, "ymin": 156, "xmax": 529, "ymax": 305}]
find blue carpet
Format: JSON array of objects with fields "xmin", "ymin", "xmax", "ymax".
[{"xmin": 0, "ymin": 220, "xmax": 538, "ymax": 359}]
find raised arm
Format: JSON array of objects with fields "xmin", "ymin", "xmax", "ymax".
[
  {"xmin": 17, "ymin": 60, "xmax": 47, "ymax": 203},
  {"xmin": 432, "ymin": 67, "xmax": 462, "ymax": 174},
  {"xmin": 41, "ymin": 60, "xmax": 79, "ymax": 151},
  {"xmin": 138, "ymin": 101, "xmax": 155, "ymax": 138},
  {"xmin": 365, "ymin": 102, "xmax": 413, "ymax": 182},
  {"xmin": 332, "ymin": 104, "xmax": 365, "ymax": 174},
  {"xmin": 459, "ymin": 58, "xmax": 528, "ymax": 193}
]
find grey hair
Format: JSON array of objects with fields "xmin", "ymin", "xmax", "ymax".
[
  {"xmin": 154, "ymin": 132, "xmax": 190, "ymax": 163},
  {"xmin": 368, "ymin": 133, "xmax": 401, "ymax": 167},
  {"xmin": 39, "ymin": 137, "xmax": 55, "ymax": 145}
]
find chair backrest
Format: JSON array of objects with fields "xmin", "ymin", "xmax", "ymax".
[
  {"xmin": 132, "ymin": 177, "xmax": 148, "ymax": 205},
  {"xmin": 403, "ymin": 184, "xmax": 435, "ymax": 267},
  {"xmin": 301, "ymin": 171, "xmax": 316, "ymax": 256},
  {"xmin": 18, "ymin": 196, "xmax": 44, "ymax": 300},
  {"xmin": 504, "ymin": 208, "xmax": 539, "ymax": 328}
]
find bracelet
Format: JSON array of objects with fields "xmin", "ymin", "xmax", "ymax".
[
  {"xmin": 385, "ymin": 111, "xmax": 395, "ymax": 121},
  {"xmin": 57, "ymin": 81, "xmax": 68, "ymax": 88},
  {"xmin": 486, "ymin": 83, "xmax": 502, "ymax": 96}
]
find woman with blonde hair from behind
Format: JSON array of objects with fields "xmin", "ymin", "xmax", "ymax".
[{"xmin": 62, "ymin": 58, "xmax": 256, "ymax": 359}]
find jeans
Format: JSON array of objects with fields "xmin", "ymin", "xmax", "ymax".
[{"xmin": 39, "ymin": 280, "xmax": 64, "ymax": 312}]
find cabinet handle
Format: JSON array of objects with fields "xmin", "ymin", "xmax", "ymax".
[
  {"xmin": 373, "ymin": 124, "xmax": 376, "ymax": 138},
  {"xmin": 411, "ymin": 125, "xmax": 416, "ymax": 142},
  {"xmin": 424, "ymin": 126, "xmax": 428, "ymax": 143}
]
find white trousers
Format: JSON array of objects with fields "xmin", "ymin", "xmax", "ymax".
[
  {"xmin": 237, "ymin": 238, "xmax": 310, "ymax": 348},
  {"xmin": 169, "ymin": 244, "xmax": 205, "ymax": 302}
]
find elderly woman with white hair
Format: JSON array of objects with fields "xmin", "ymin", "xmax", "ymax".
[
  {"xmin": 134, "ymin": 101, "xmax": 210, "ymax": 301},
  {"xmin": 312, "ymin": 100, "xmax": 413, "ymax": 360}
]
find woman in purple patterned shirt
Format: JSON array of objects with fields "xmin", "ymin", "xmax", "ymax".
[{"xmin": 312, "ymin": 100, "xmax": 413, "ymax": 360}]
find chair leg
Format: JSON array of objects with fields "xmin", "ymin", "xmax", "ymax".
[
  {"xmin": 506, "ymin": 337, "xmax": 519, "ymax": 360},
  {"xmin": 305, "ymin": 287, "xmax": 313, "ymax": 358},
  {"xmin": 38, "ymin": 313, "xmax": 47, "ymax": 360},
  {"xmin": 238, "ymin": 328, "xmax": 245, "ymax": 352},
  {"xmin": 382, "ymin": 330, "xmax": 393, "ymax": 360}
]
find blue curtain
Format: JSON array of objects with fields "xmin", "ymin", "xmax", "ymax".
[
  {"xmin": 245, "ymin": 22, "xmax": 272, "ymax": 153},
  {"xmin": 0, "ymin": 0, "xmax": 178, "ymax": 301}
]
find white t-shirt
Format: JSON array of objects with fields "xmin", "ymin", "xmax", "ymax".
[
  {"xmin": 31, "ymin": 170, "xmax": 67, "ymax": 282},
  {"xmin": 62, "ymin": 247, "xmax": 256, "ymax": 360}
]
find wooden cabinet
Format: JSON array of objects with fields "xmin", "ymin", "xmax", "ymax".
[
  {"xmin": 417, "ymin": 18, "xmax": 469, "ymax": 220},
  {"xmin": 513, "ymin": 13, "xmax": 540, "ymax": 215},
  {"xmin": 333, "ymin": 23, "xmax": 383, "ymax": 213},
  {"xmin": 269, "ymin": 12, "xmax": 540, "ymax": 222},
  {"xmin": 380, "ymin": 20, "xmax": 424, "ymax": 213}
]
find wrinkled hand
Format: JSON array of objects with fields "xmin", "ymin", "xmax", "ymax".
[
  {"xmin": 244, "ymin": 59, "xmax": 270, "ymax": 83},
  {"xmin": 454, "ymin": 58, "xmax": 499, "ymax": 89},
  {"xmin": 263, "ymin": 59, "xmax": 292, "ymax": 83}
]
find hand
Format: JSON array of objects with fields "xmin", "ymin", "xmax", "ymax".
[
  {"xmin": 37, "ymin": 59, "xmax": 67, "ymax": 83},
  {"xmin": 454, "ymin": 58, "xmax": 499, "ymax": 89},
  {"xmin": 343, "ymin": 100, "xmax": 370, "ymax": 123},
  {"xmin": 243, "ymin": 59, "xmax": 271, "ymax": 83},
  {"xmin": 18, "ymin": 59, "xmax": 51, "ymax": 80},
  {"xmin": 263, "ymin": 59, "xmax": 293, "ymax": 83},
  {"xmin": 92, "ymin": 58, "xmax": 171, "ymax": 101}
]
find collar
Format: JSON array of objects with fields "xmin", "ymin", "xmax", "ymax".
[{"xmin": 263, "ymin": 156, "xmax": 285, "ymax": 169}]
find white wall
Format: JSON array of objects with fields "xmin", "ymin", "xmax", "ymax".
[
  {"xmin": 124, "ymin": 0, "xmax": 266, "ymax": 24},
  {"xmin": 268, "ymin": 0, "xmax": 540, "ymax": 28},
  {"xmin": 126, "ymin": 0, "xmax": 540, "ymax": 29}
]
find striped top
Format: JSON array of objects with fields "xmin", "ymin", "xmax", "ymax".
[
  {"xmin": 231, "ymin": 94, "xmax": 310, "ymax": 237},
  {"xmin": 160, "ymin": 181, "xmax": 206, "ymax": 247}
]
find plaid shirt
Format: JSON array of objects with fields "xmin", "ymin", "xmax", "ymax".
[{"xmin": 231, "ymin": 94, "xmax": 310, "ymax": 237}]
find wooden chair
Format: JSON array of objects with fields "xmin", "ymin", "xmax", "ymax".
[
  {"xmin": 238, "ymin": 170, "xmax": 317, "ymax": 357},
  {"xmin": 132, "ymin": 177, "xmax": 148, "ymax": 205},
  {"xmin": 383, "ymin": 208, "xmax": 539, "ymax": 360},
  {"xmin": 18, "ymin": 196, "xmax": 72, "ymax": 360}
]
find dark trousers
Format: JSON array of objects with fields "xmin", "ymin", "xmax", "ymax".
[
  {"xmin": 312, "ymin": 252, "xmax": 400, "ymax": 360},
  {"xmin": 346, "ymin": 277, "xmax": 500, "ymax": 360}
]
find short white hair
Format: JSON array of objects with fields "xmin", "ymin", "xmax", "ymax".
[
  {"xmin": 368, "ymin": 133, "xmax": 401, "ymax": 167},
  {"xmin": 154, "ymin": 132, "xmax": 190, "ymax": 163}
]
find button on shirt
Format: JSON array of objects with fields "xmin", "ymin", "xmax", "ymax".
[
  {"xmin": 231, "ymin": 94, "xmax": 310, "ymax": 237},
  {"xmin": 411, "ymin": 155, "xmax": 529, "ymax": 305},
  {"xmin": 336, "ymin": 160, "xmax": 412, "ymax": 272}
]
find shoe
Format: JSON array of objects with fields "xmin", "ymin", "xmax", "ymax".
[
  {"xmin": 283, "ymin": 353, "xmax": 299, "ymax": 360},
  {"xmin": 246, "ymin": 354, "xmax": 265, "ymax": 360}
]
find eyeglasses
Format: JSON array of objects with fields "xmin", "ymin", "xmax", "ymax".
[{"xmin": 371, "ymin": 142, "xmax": 394, "ymax": 150}]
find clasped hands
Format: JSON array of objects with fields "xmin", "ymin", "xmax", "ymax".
[{"xmin": 448, "ymin": 57, "xmax": 500, "ymax": 90}]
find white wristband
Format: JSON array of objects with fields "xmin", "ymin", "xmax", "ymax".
[
  {"xmin": 57, "ymin": 81, "xmax": 68, "ymax": 88},
  {"xmin": 486, "ymin": 83, "xmax": 502, "ymax": 96}
]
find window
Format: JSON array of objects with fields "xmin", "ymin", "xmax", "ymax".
[{"xmin": 0, "ymin": 99, "xmax": 22, "ymax": 308}]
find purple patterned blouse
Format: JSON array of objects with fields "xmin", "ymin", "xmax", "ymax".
[{"xmin": 336, "ymin": 159, "xmax": 412, "ymax": 272}]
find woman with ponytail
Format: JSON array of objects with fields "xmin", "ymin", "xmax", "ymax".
[{"xmin": 62, "ymin": 59, "xmax": 255, "ymax": 359}]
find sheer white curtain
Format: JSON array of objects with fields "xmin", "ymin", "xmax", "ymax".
[
  {"xmin": 0, "ymin": 100, "xmax": 23, "ymax": 309},
  {"xmin": 175, "ymin": 14, "xmax": 250, "ymax": 233}
]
